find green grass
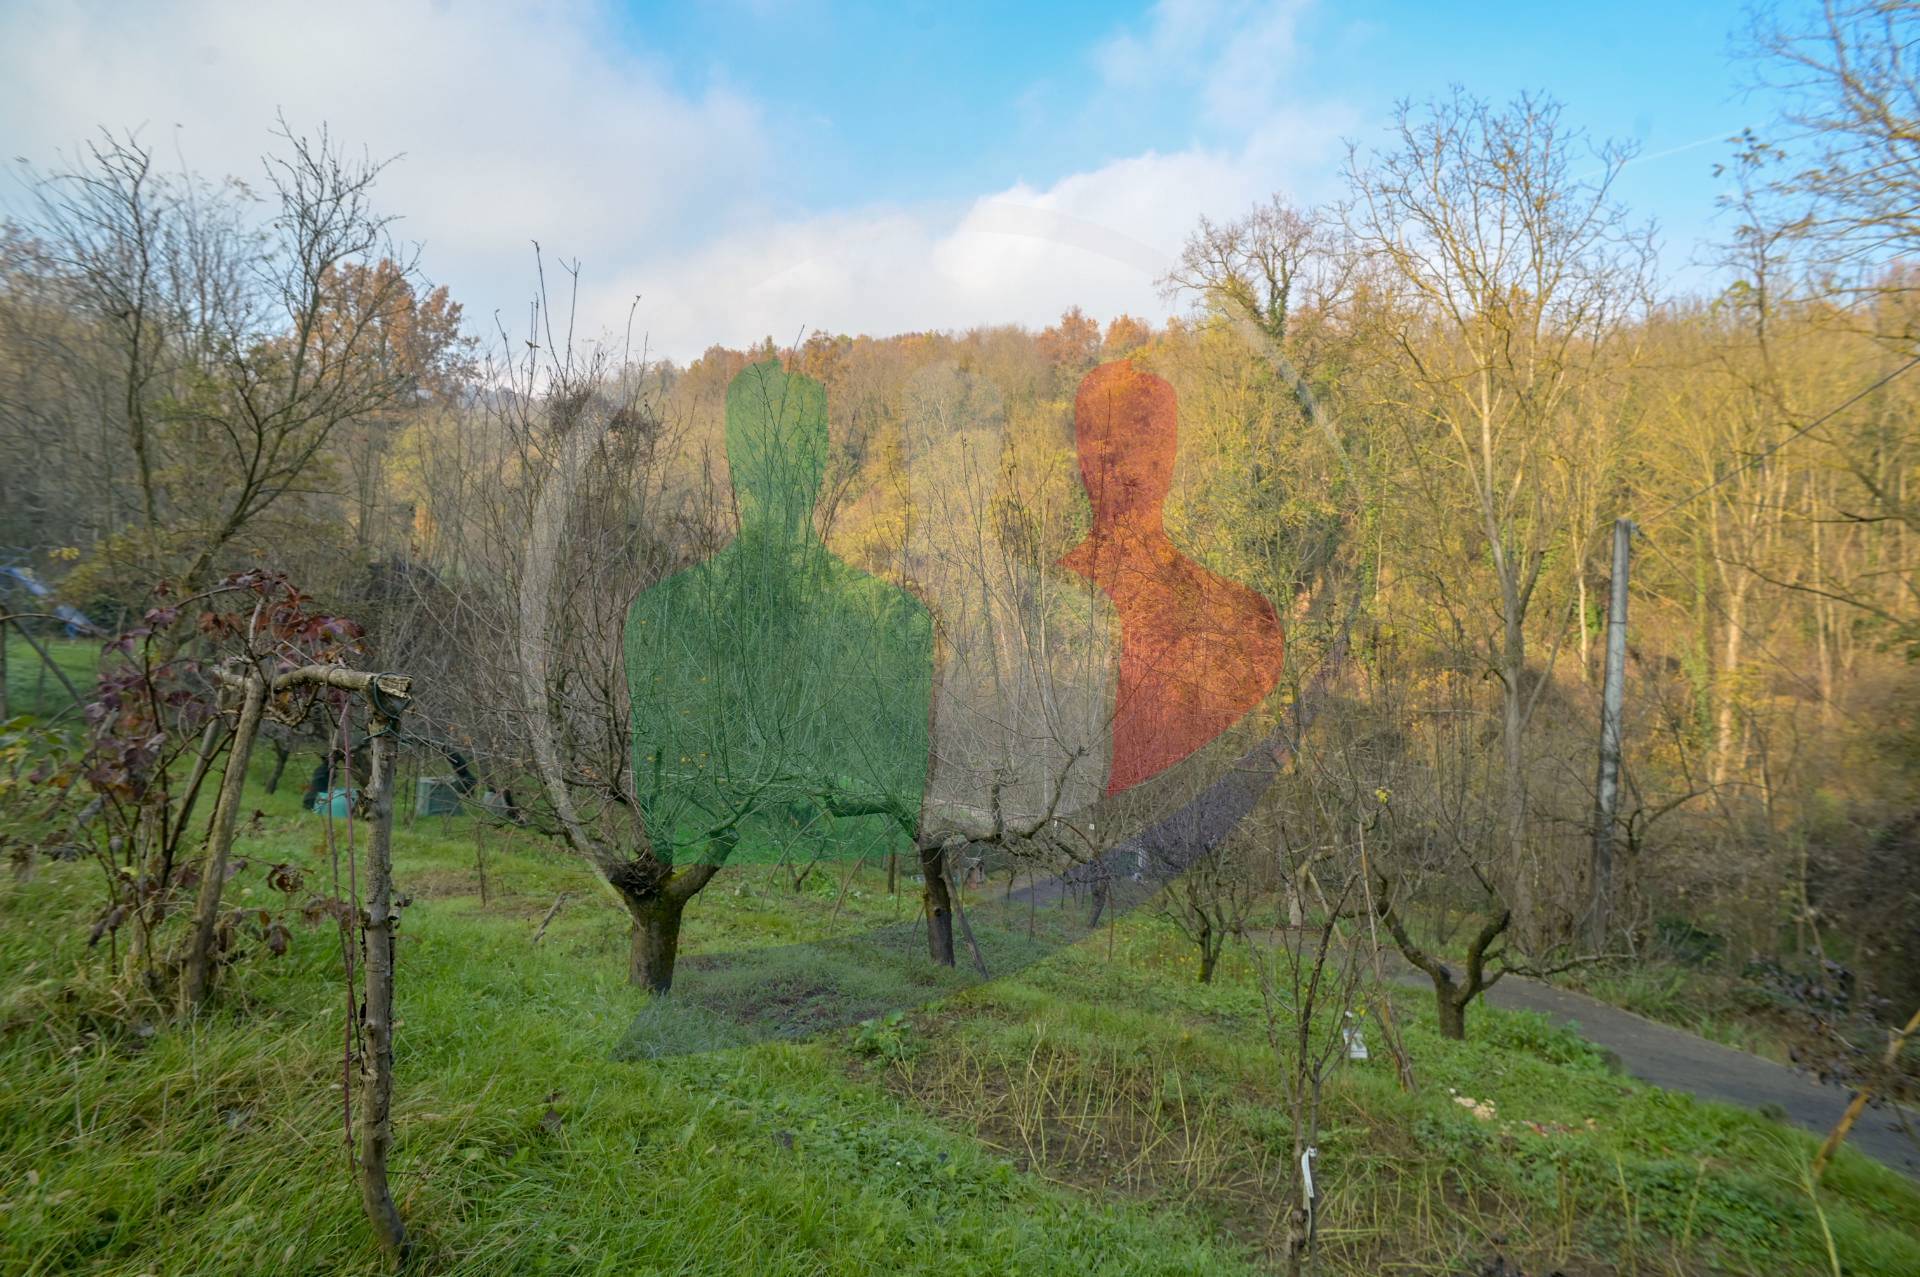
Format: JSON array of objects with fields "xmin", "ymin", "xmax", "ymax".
[
  {"xmin": 1562, "ymin": 961, "xmax": 1795, "ymax": 1060},
  {"xmin": 1391, "ymin": 909, "xmax": 1824, "ymax": 1069},
  {"xmin": 2, "ymin": 634, "xmax": 96, "ymax": 722},
  {"xmin": 890, "ymin": 924, "xmax": 1920, "ymax": 1274},
  {"xmin": 3, "ymin": 752, "xmax": 1919, "ymax": 1275}
]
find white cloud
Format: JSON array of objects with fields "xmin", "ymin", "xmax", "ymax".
[
  {"xmin": 1, "ymin": 0, "xmax": 1353, "ymax": 362},
  {"xmin": 0, "ymin": 0, "xmax": 767, "ymax": 332},
  {"xmin": 596, "ymin": 133, "xmax": 1344, "ymax": 359},
  {"xmin": 1094, "ymin": 0, "xmax": 1313, "ymax": 128},
  {"xmin": 605, "ymin": 0, "xmax": 1353, "ymax": 357},
  {"xmin": 632, "ymin": 150, "xmax": 1245, "ymax": 348}
]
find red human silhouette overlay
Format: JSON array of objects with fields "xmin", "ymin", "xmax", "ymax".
[{"xmin": 1061, "ymin": 361, "xmax": 1285, "ymax": 794}]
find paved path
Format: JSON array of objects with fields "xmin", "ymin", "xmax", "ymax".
[
  {"xmin": 1422, "ymin": 970, "xmax": 1919, "ymax": 1180},
  {"xmin": 1007, "ymin": 835, "xmax": 1920, "ymax": 1183},
  {"xmin": 775, "ymin": 684, "xmax": 1920, "ymax": 1186}
]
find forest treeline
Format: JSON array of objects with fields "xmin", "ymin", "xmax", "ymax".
[{"xmin": 2, "ymin": 5, "xmax": 1916, "ymax": 1043}]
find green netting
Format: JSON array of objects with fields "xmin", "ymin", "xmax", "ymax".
[{"xmin": 626, "ymin": 359, "xmax": 933, "ymax": 867}]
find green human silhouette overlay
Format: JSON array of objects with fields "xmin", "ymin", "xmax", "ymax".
[{"xmin": 625, "ymin": 359, "xmax": 933, "ymax": 870}]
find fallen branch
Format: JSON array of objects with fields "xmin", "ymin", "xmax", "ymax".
[
  {"xmin": 0, "ymin": 613, "xmax": 86, "ymax": 711},
  {"xmin": 1493, "ymin": 949, "xmax": 1623, "ymax": 981},
  {"xmin": 533, "ymin": 894, "xmax": 568, "ymax": 945},
  {"xmin": 214, "ymin": 662, "xmax": 411, "ymax": 700},
  {"xmin": 1814, "ymin": 1003, "xmax": 1920, "ymax": 1180}
]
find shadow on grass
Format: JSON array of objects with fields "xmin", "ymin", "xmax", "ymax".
[
  {"xmin": 614, "ymin": 902, "xmax": 1092, "ymax": 1060},
  {"xmin": 617, "ymin": 717, "xmax": 1304, "ymax": 1061}
]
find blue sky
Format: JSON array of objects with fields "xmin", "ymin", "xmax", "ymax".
[
  {"xmin": 626, "ymin": 0, "xmax": 1757, "ymax": 241},
  {"xmin": 1, "ymin": 0, "xmax": 1790, "ymax": 358}
]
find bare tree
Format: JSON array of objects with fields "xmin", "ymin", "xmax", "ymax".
[
  {"xmin": 458, "ymin": 322, "xmax": 716, "ymax": 991},
  {"xmin": 16, "ymin": 121, "xmax": 422, "ymax": 594},
  {"xmin": 1738, "ymin": 4, "xmax": 1920, "ymax": 657},
  {"xmin": 1161, "ymin": 196, "xmax": 1345, "ymax": 351},
  {"xmin": 1344, "ymin": 89, "xmax": 1655, "ymax": 949},
  {"xmin": 1242, "ymin": 778, "xmax": 1370, "ymax": 1277},
  {"xmin": 1161, "ymin": 838, "xmax": 1255, "ymax": 983},
  {"xmin": 896, "ymin": 358, "xmax": 1114, "ymax": 965},
  {"xmin": 1748, "ymin": 1, "xmax": 1920, "ymax": 282}
]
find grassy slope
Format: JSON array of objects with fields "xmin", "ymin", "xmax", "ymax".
[
  {"xmin": 3, "ymin": 634, "xmax": 95, "ymax": 723},
  {"xmin": 0, "ymin": 734, "xmax": 1916, "ymax": 1274}
]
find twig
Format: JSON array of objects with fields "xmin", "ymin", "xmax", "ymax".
[
  {"xmin": 1813, "ymin": 1002, "xmax": 1920, "ymax": 1179},
  {"xmin": 948, "ymin": 867, "xmax": 990, "ymax": 978},
  {"xmin": 1, "ymin": 614, "xmax": 86, "ymax": 710},
  {"xmin": 533, "ymin": 894, "xmax": 569, "ymax": 945}
]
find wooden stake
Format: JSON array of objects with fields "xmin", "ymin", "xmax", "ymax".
[
  {"xmin": 358, "ymin": 698, "xmax": 409, "ymax": 1267},
  {"xmin": 475, "ymin": 815, "xmax": 490, "ymax": 906}
]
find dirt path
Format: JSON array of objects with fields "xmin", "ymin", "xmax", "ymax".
[{"xmin": 1410, "ymin": 969, "xmax": 1919, "ymax": 1180}]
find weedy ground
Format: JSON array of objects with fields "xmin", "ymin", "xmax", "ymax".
[{"xmin": 2, "ymin": 641, "xmax": 1918, "ymax": 1275}]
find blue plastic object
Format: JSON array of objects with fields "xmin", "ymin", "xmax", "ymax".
[{"xmin": 314, "ymin": 787, "xmax": 357, "ymax": 819}]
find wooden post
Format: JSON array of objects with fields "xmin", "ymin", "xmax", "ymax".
[
  {"xmin": 202, "ymin": 662, "xmax": 413, "ymax": 1260},
  {"xmin": 1588, "ymin": 518, "xmax": 1632, "ymax": 953},
  {"xmin": 180, "ymin": 671, "xmax": 267, "ymax": 1011},
  {"xmin": 474, "ymin": 814, "xmax": 490, "ymax": 905},
  {"xmin": 359, "ymin": 691, "xmax": 410, "ymax": 1267}
]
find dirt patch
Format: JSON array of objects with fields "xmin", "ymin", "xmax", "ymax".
[
  {"xmin": 876, "ymin": 1023, "xmax": 1297, "ymax": 1263},
  {"xmin": 868, "ymin": 1015, "xmax": 1656, "ymax": 1275}
]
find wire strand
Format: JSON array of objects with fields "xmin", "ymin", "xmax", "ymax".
[
  {"xmin": 1637, "ymin": 529, "xmax": 1873, "ymax": 734},
  {"xmin": 1641, "ymin": 352, "xmax": 1920, "ymax": 529}
]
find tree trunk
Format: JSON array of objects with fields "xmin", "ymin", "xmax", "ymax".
[
  {"xmin": 1198, "ymin": 937, "xmax": 1218, "ymax": 984},
  {"xmin": 609, "ymin": 855, "xmax": 720, "ymax": 993},
  {"xmin": 628, "ymin": 894, "xmax": 689, "ymax": 993},
  {"xmin": 1500, "ymin": 597, "xmax": 1534, "ymax": 944},
  {"xmin": 1712, "ymin": 579, "xmax": 1747, "ymax": 788},
  {"xmin": 919, "ymin": 842, "xmax": 955, "ymax": 966},
  {"xmin": 1435, "ymin": 988, "xmax": 1467, "ymax": 1041},
  {"xmin": 128, "ymin": 717, "xmax": 228, "ymax": 982},
  {"xmin": 180, "ymin": 673, "xmax": 267, "ymax": 1011},
  {"xmin": 263, "ymin": 738, "xmax": 290, "ymax": 794},
  {"xmin": 1087, "ymin": 869, "xmax": 1111, "ymax": 929},
  {"xmin": 1811, "ymin": 491, "xmax": 1837, "ymax": 725},
  {"xmin": 1378, "ymin": 888, "xmax": 1501, "ymax": 1043},
  {"xmin": 474, "ymin": 817, "xmax": 489, "ymax": 906},
  {"xmin": 1576, "ymin": 565, "xmax": 1592, "ymax": 683},
  {"xmin": 1502, "ymin": 669, "xmax": 1532, "ymax": 941}
]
